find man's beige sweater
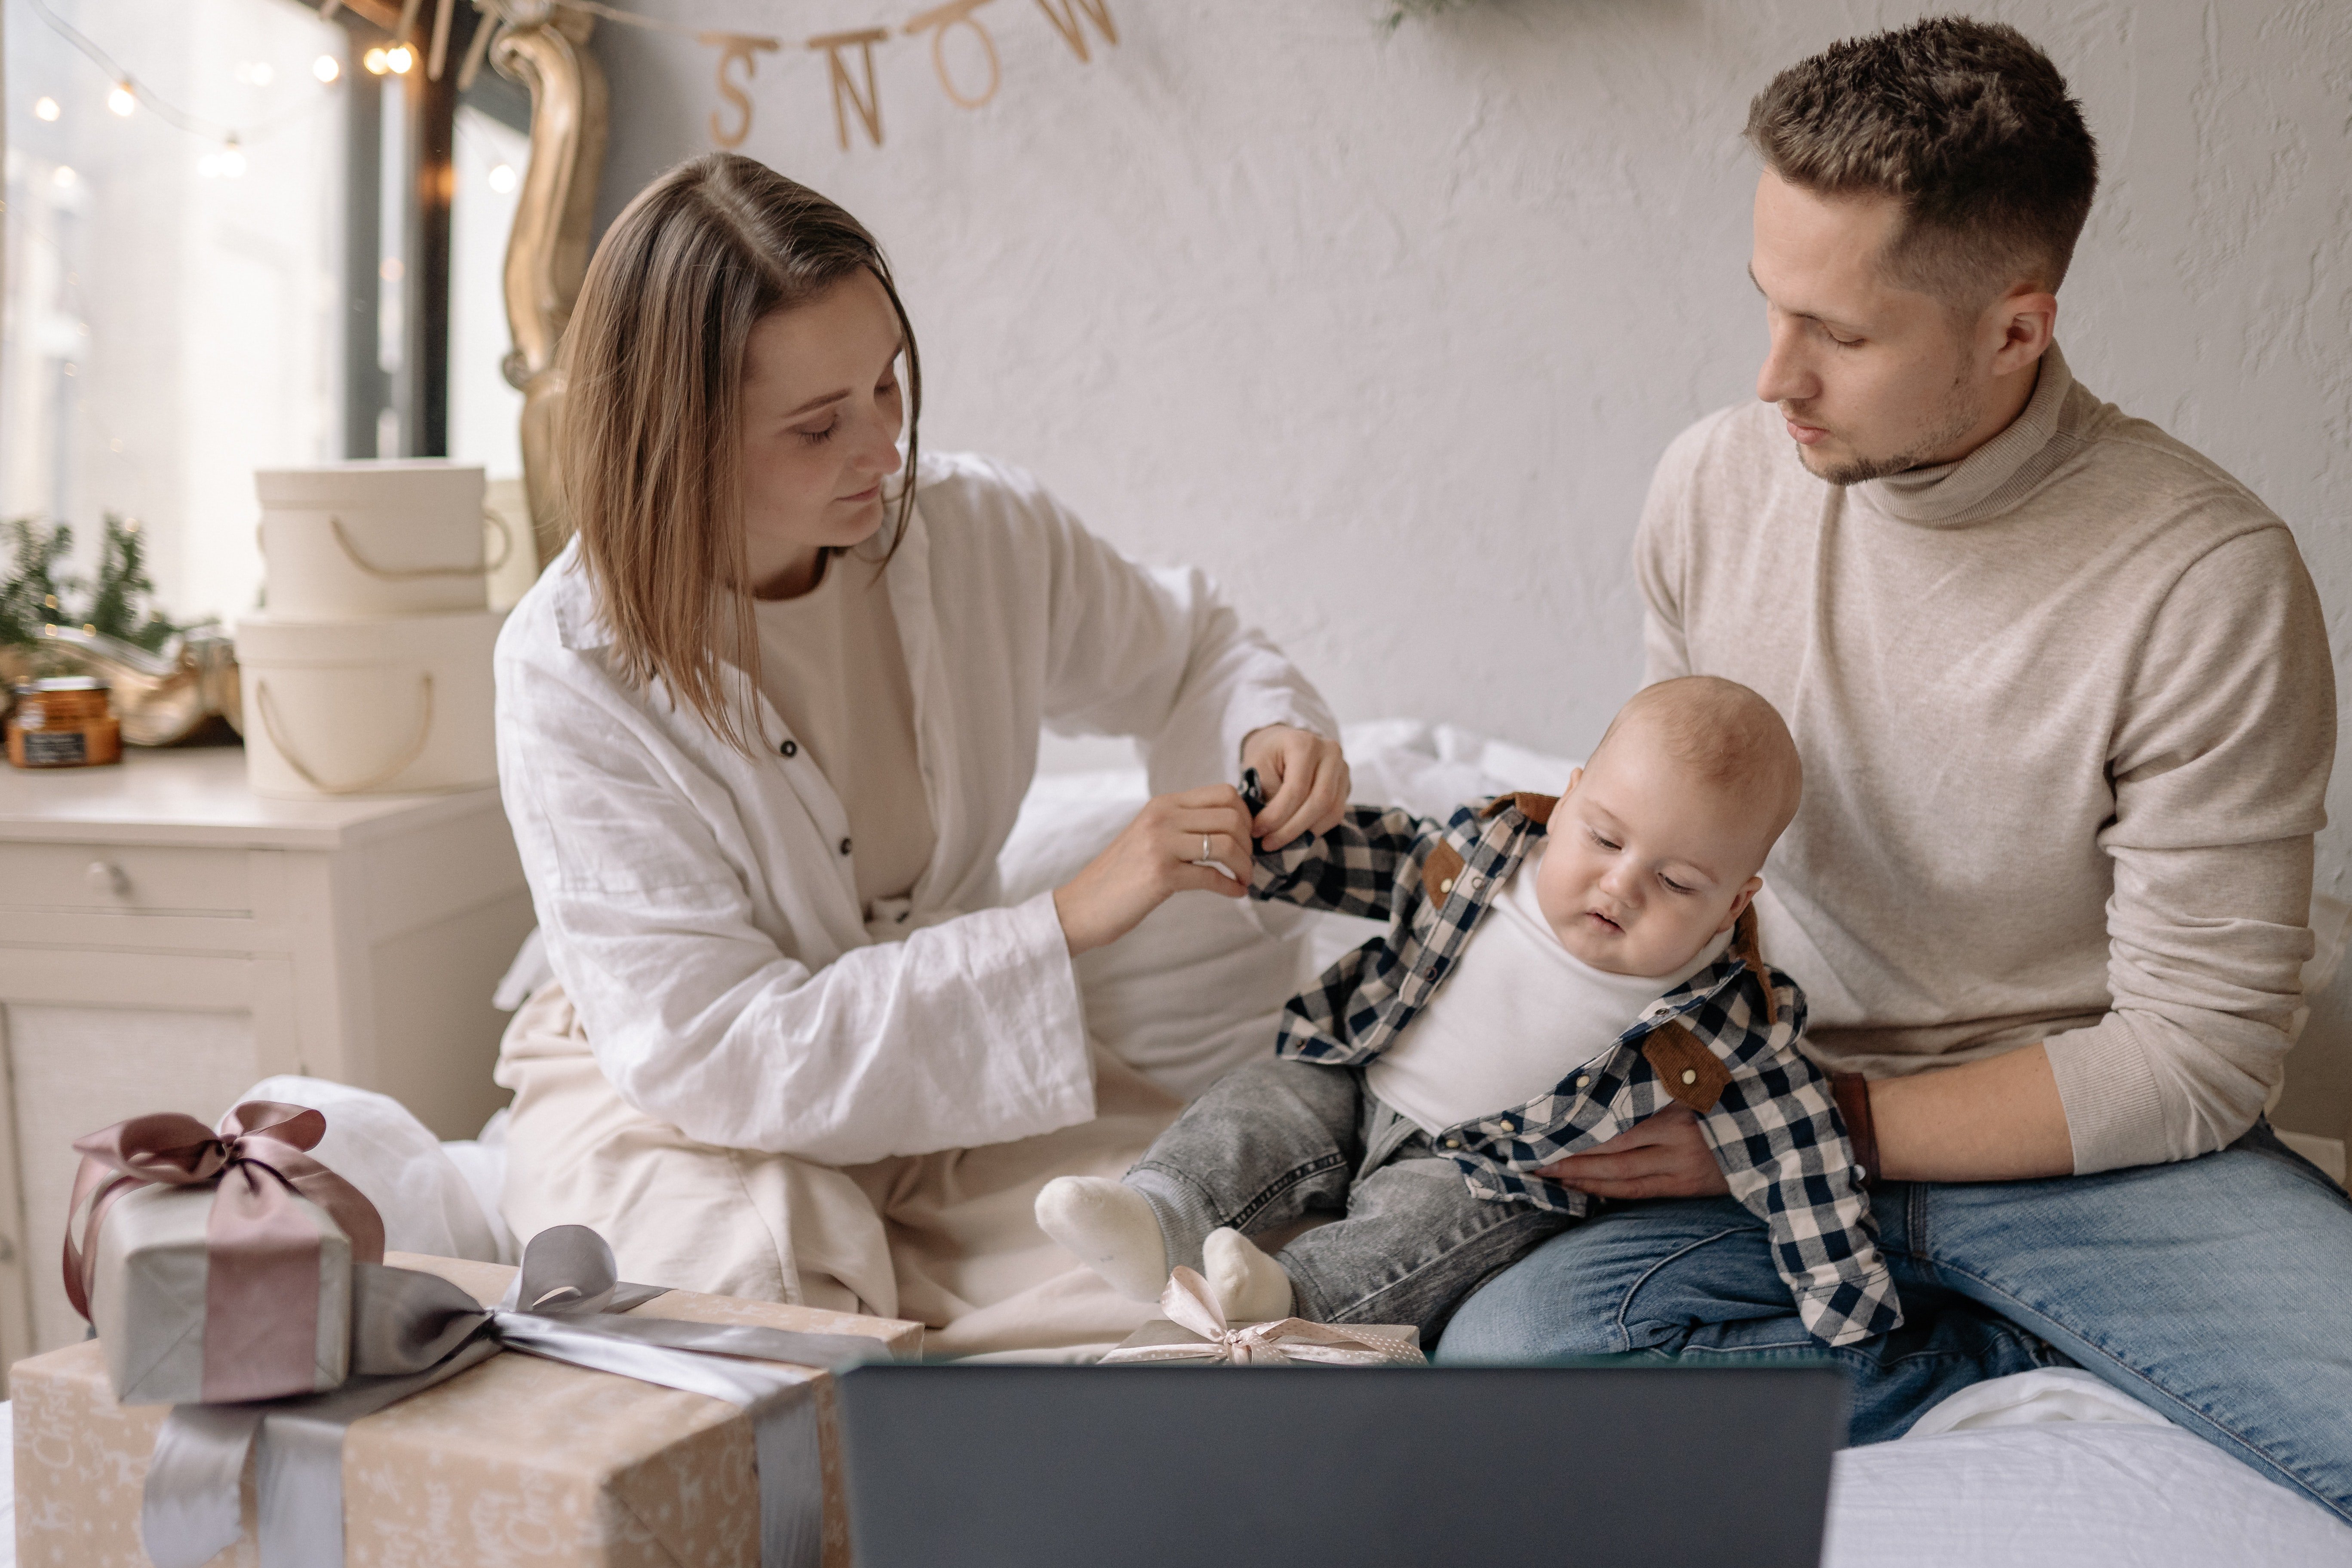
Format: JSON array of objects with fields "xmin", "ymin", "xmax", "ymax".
[{"xmin": 1637, "ymin": 345, "xmax": 2336, "ymax": 1172}]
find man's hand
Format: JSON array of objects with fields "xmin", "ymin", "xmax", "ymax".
[
  {"xmin": 1537, "ymin": 1105, "xmax": 1730, "ymax": 1200},
  {"xmin": 1240, "ymin": 725, "xmax": 1349, "ymax": 850},
  {"xmin": 1540, "ymin": 1046, "xmax": 2076, "ymax": 1196}
]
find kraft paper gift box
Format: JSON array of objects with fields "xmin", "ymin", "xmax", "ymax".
[
  {"xmin": 12, "ymin": 1252, "xmax": 925, "ymax": 1568},
  {"xmin": 89, "ymin": 1182, "xmax": 353, "ymax": 1406},
  {"xmin": 1099, "ymin": 1269, "xmax": 1425, "ymax": 1367}
]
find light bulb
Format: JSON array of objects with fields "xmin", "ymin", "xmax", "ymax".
[
  {"xmin": 33, "ymin": 97, "xmax": 59, "ymax": 122},
  {"xmin": 314, "ymin": 55, "xmax": 341, "ymax": 83},
  {"xmin": 107, "ymin": 83, "xmax": 136, "ymax": 117},
  {"xmin": 487, "ymin": 163, "xmax": 518, "ymax": 194},
  {"xmin": 218, "ymin": 143, "xmax": 246, "ymax": 178},
  {"xmin": 362, "ymin": 47, "xmax": 389, "ymax": 75},
  {"xmin": 385, "ymin": 45, "xmax": 415, "ymax": 74},
  {"xmin": 52, "ymin": 165, "xmax": 77, "ymax": 187}
]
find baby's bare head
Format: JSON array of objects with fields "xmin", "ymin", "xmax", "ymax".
[
  {"xmin": 1538, "ymin": 678, "xmax": 1798, "ymax": 975},
  {"xmin": 1589, "ymin": 677, "xmax": 1802, "ymax": 867}
]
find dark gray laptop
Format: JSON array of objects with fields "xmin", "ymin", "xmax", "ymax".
[{"xmin": 835, "ymin": 1363, "xmax": 1845, "ymax": 1568}]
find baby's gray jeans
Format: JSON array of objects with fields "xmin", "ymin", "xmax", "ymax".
[{"xmin": 1125, "ymin": 1055, "xmax": 1576, "ymax": 1338}]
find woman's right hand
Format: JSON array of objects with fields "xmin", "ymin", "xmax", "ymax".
[{"xmin": 1053, "ymin": 784, "xmax": 1256, "ymax": 956}]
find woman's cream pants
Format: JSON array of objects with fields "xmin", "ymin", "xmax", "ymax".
[{"xmin": 493, "ymin": 984, "xmax": 1184, "ymax": 1356}]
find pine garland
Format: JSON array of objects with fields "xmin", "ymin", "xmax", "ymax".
[
  {"xmin": 0, "ymin": 518, "xmax": 75, "ymax": 648},
  {"xmin": 87, "ymin": 514, "xmax": 181, "ymax": 653},
  {"xmin": 0, "ymin": 514, "xmax": 188, "ymax": 654}
]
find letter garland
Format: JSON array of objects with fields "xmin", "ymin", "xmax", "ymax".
[
  {"xmin": 458, "ymin": 0, "xmax": 1118, "ymax": 153},
  {"xmin": 35, "ymin": 0, "xmax": 1130, "ymax": 165}
]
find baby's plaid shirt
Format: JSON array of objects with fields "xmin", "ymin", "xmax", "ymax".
[{"xmin": 1247, "ymin": 789, "xmax": 1903, "ymax": 1348}]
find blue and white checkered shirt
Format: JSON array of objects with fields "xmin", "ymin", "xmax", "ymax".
[{"xmin": 1248, "ymin": 788, "xmax": 1904, "ymax": 1348}]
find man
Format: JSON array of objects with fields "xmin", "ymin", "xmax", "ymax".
[{"xmin": 1438, "ymin": 16, "xmax": 2351, "ymax": 1524}]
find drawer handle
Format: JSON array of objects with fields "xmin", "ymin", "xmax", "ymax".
[
  {"xmin": 86, "ymin": 861, "xmax": 130, "ymax": 897},
  {"xmin": 255, "ymin": 675, "xmax": 436, "ymax": 795},
  {"xmin": 328, "ymin": 511, "xmax": 513, "ymax": 579}
]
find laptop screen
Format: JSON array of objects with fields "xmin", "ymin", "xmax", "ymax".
[{"xmin": 836, "ymin": 1363, "xmax": 1844, "ymax": 1568}]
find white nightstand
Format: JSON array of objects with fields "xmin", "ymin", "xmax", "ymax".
[{"xmin": 0, "ymin": 747, "xmax": 534, "ymax": 1368}]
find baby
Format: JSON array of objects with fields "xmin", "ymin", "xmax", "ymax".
[{"xmin": 1039, "ymin": 676, "xmax": 1901, "ymax": 1347}]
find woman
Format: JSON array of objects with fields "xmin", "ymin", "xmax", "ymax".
[{"xmin": 491, "ymin": 154, "xmax": 1346, "ymax": 1339}]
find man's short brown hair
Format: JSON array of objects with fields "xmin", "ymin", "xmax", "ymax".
[{"xmin": 1746, "ymin": 16, "xmax": 2099, "ymax": 308}]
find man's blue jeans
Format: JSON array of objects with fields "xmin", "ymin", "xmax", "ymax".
[{"xmin": 1436, "ymin": 1120, "xmax": 2352, "ymax": 1525}]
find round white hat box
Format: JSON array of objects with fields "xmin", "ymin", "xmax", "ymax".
[
  {"xmin": 236, "ymin": 610, "xmax": 506, "ymax": 798},
  {"xmin": 255, "ymin": 460, "xmax": 501, "ymax": 618}
]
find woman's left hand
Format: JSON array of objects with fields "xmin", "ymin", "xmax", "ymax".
[
  {"xmin": 1536, "ymin": 1106, "xmax": 1731, "ymax": 1200},
  {"xmin": 1240, "ymin": 725, "xmax": 1350, "ymax": 849}
]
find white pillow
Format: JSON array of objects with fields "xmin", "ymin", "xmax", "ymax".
[
  {"xmin": 1341, "ymin": 717, "xmax": 1578, "ymax": 818},
  {"xmin": 237, "ymin": 1075, "xmax": 510, "ymax": 1264},
  {"xmin": 1000, "ymin": 772, "xmax": 1309, "ymax": 1101}
]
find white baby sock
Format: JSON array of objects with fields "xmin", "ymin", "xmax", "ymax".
[
  {"xmin": 1035, "ymin": 1176, "xmax": 1169, "ymax": 1303},
  {"xmin": 1204, "ymin": 1227, "xmax": 1296, "ymax": 1323}
]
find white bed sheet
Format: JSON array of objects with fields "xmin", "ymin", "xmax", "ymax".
[{"xmin": 1825, "ymin": 1369, "xmax": 2352, "ymax": 1565}]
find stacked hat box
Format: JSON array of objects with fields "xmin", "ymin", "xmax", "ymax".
[{"xmin": 240, "ymin": 460, "xmax": 508, "ymax": 798}]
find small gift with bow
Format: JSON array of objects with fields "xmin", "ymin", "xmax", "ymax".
[
  {"xmin": 1098, "ymin": 1268, "xmax": 1427, "ymax": 1367},
  {"xmin": 63, "ymin": 1100, "xmax": 388, "ymax": 1405}
]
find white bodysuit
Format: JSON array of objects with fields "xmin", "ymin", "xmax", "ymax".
[{"xmin": 1366, "ymin": 841, "xmax": 1732, "ymax": 1134}]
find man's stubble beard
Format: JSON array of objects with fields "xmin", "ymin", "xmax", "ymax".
[{"xmin": 1795, "ymin": 361, "xmax": 1983, "ymax": 488}]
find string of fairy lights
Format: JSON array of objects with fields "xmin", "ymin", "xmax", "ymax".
[
  {"xmin": 24, "ymin": 0, "xmax": 1126, "ymax": 175},
  {"xmin": 13, "ymin": 0, "xmax": 507, "ymax": 182}
]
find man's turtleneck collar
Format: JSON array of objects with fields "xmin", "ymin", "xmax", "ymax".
[{"xmin": 1853, "ymin": 342, "xmax": 2082, "ymax": 528}]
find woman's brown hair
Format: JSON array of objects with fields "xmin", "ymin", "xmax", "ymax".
[{"xmin": 556, "ymin": 153, "xmax": 923, "ymax": 752}]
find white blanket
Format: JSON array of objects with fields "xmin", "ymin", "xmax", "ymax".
[{"xmin": 1825, "ymin": 1370, "xmax": 2352, "ymax": 1565}]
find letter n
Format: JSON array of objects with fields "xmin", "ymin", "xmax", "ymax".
[
  {"xmin": 811, "ymin": 28, "xmax": 891, "ymax": 150},
  {"xmin": 1034, "ymin": 0, "xmax": 1117, "ymax": 63}
]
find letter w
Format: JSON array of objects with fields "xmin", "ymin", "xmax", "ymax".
[{"xmin": 1034, "ymin": 0, "xmax": 1116, "ymax": 62}]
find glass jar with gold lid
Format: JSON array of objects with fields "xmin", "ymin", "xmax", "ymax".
[{"xmin": 6, "ymin": 677, "xmax": 124, "ymax": 769}]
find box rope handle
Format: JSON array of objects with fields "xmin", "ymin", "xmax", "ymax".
[
  {"xmin": 327, "ymin": 510, "xmax": 514, "ymax": 579},
  {"xmin": 254, "ymin": 674, "xmax": 435, "ymax": 795}
]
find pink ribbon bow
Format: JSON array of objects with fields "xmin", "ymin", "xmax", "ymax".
[
  {"xmin": 64, "ymin": 1101, "xmax": 387, "ymax": 1403},
  {"xmin": 1097, "ymin": 1267, "xmax": 1425, "ymax": 1367}
]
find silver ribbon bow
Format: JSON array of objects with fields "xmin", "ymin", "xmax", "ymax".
[
  {"xmin": 1096, "ymin": 1267, "xmax": 1426, "ymax": 1367},
  {"xmin": 140, "ymin": 1224, "xmax": 895, "ymax": 1568}
]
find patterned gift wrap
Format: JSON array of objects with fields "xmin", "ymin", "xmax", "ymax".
[{"xmin": 11, "ymin": 1253, "xmax": 923, "ymax": 1568}]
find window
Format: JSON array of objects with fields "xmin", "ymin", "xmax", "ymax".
[
  {"xmin": 450, "ymin": 101, "xmax": 529, "ymax": 487},
  {"xmin": 2, "ymin": 0, "xmax": 527, "ymax": 628}
]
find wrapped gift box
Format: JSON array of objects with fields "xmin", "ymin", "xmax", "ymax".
[
  {"xmin": 89, "ymin": 1180, "xmax": 353, "ymax": 1406},
  {"xmin": 1107, "ymin": 1316, "xmax": 1422, "ymax": 1365},
  {"xmin": 12, "ymin": 1252, "xmax": 924, "ymax": 1568}
]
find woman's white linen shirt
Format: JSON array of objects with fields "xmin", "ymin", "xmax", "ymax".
[{"xmin": 494, "ymin": 452, "xmax": 1335, "ymax": 1165}]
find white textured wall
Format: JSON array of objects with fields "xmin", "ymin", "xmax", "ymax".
[{"xmin": 582, "ymin": 3, "xmax": 2352, "ymax": 1124}]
